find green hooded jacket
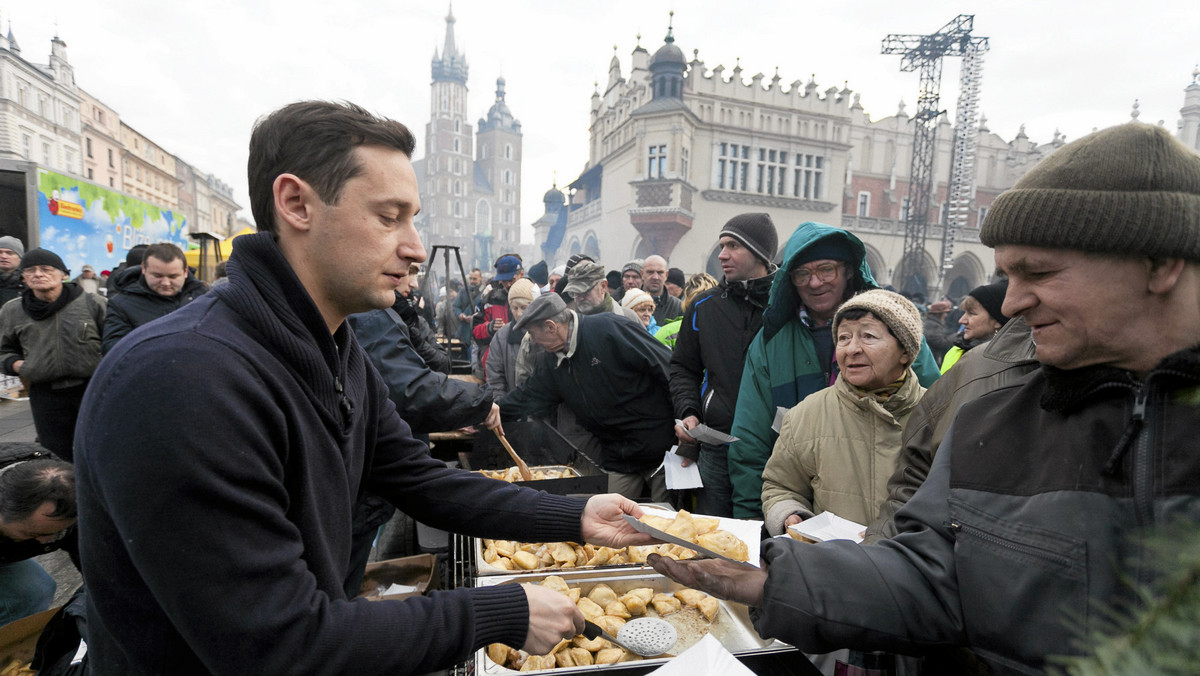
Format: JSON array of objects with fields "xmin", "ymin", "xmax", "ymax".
[{"xmin": 727, "ymin": 222, "xmax": 942, "ymax": 519}]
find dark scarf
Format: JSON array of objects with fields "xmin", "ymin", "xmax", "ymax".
[{"xmin": 22, "ymin": 282, "xmax": 82, "ymax": 321}]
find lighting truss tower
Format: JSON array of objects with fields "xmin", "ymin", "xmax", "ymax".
[{"xmin": 882, "ymin": 15, "xmax": 988, "ymax": 295}]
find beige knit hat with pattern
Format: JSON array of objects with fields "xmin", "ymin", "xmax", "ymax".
[{"xmin": 833, "ymin": 289, "xmax": 924, "ymax": 357}]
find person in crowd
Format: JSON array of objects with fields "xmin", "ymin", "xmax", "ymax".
[
  {"xmin": 922, "ymin": 299, "xmax": 955, "ymax": 365},
  {"xmin": 387, "ymin": 262, "xmax": 451, "ymax": 374},
  {"xmin": 74, "ymin": 100, "xmax": 652, "ymax": 675},
  {"xmin": 762, "ymin": 290, "xmax": 926, "ymax": 536},
  {"xmin": 486, "ymin": 278, "xmax": 537, "ymax": 398},
  {"xmin": 104, "ymin": 244, "xmax": 147, "ymax": 298},
  {"xmin": 613, "ymin": 260, "xmax": 643, "ymax": 303},
  {"xmin": 436, "ymin": 279, "xmax": 461, "ymax": 342},
  {"xmin": 665, "ymin": 267, "xmax": 685, "ymax": 299},
  {"xmin": 210, "ymin": 260, "xmax": 230, "ymax": 289},
  {"xmin": 455, "ymin": 267, "xmax": 483, "ymax": 347},
  {"xmin": 70, "ymin": 264, "xmax": 100, "ymax": 295},
  {"xmin": 0, "ymin": 236, "xmax": 24, "ymax": 306},
  {"xmin": 864, "ymin": 316, "xmax": 1036, "ymax": 545},
  {"xmin": 563, "ymin": 260, "xmax": 640, "ymax": 323},
  {"xmin": 547, "ymin": 265, "xmax": 566, "ymax": 294},
  {"xmin": 526, "ymin": 260, "xmax": 548, "ymax": 290},
  {"xmin": 727, "ymin": 222, "xmax": 941, "ymax": 520},
  {"xmin": 670, "ymin": 213, "xmax": 779, "ymax": 517},
  {"xmin": 648, "ymin": 122, "xmax": 1200, "ymax": 674},
  {"xmin": 473, "ymin": 254, "xmax": 524, "ymax": 373},
  {"xmin": 655, "ymin": 273, "xmax": 718, "ymax": 349},
  {"xmin": 621, "ymin": 288, "xmax": 658, "ymax": 334},
  {"xmin": 0, "ymin": 454, "xmax": 76, "ymax": 626},
  {"xmin": 605, "ymin": 269, "xmax": 623, "ymax": 299},
  {"xmin": 0, "ymin": 249, "xmax": 105, "ymax": 462},
  {"xmin": 640, "ymin": 255, "xmax": 682, "ymax": 325},
  {"xmin": 101, "ymin": 242, "xmax": 208, "ymax": 354},
  {"xmin": 500, "ymin": 293, "xmax": 675, "ymax": 503},
  {"xmin": 940, "ymin": 280, "xmax": 1010, "ymax": 373}
]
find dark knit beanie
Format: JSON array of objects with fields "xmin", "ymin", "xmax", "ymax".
[
  {"xmin": 968, "ymin": 280, "xmax": 1010, "ymax": 327},
  {"xmin": 792, "ymin": 239, "xmax": 857, "ymax": 268},
  {"xmin": 982, "ymin": 122, "xmax": 1200, "ymax": 261},
  {"xmin": 527, "ymin": 260, "xmax": 549, "ymax": 287},
  {"xmin": 719, "ymin": 213, "xmax": 778, "ymax": 267},
  {"xmin": 666, "ymin": 267, "xmax": 685, "ymax": 288},
  {"xmin": 20, "ymin": 248, "xmax": 69, "ymax": 275}
]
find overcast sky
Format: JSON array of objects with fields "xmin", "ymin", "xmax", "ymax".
[{"xmin": 11, "ymin": 0, "xmax": 1198, "ymax": 242}]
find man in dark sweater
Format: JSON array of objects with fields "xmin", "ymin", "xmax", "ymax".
[
  {"xmin": 499, "ymin": 293, "xmax": 676, "ymax": 503},
  {"xmin": 74, "ymin": 101, "xmax": 651, "ymax": 675}
]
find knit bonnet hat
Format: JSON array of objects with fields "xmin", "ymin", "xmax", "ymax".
[
  {"xmin": 0, "ymin": 236, "xmax": 24, "ymax": 257},
  {"xmin": 981, "ymin": 122, "xmax": 1200, "ymax": 260},
  {"xmin": 833, "ymin": 289, "xmax": 924, "ymax": 358},
  {"xmin": 507, "ymin": 278, "xmax": 538, "ymax": 305},
  {"xmin": 621, "ymin": 288, "xmax": 654, "ymax": 310},
  {"xmin": 719, "ymin": 213, "xmax": 779, "ymax": 267},
  {"xmin": 20, "ymin": 248, "xmax": 69, "ymax": 275},
  {"xmin": 967, "ymin": 280, "xmax": 1010, "ymax": 327}
]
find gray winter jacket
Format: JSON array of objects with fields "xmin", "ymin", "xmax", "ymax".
[{"xmin": 0, "ymin": 288, "xmax": 106, "ymax": 386}]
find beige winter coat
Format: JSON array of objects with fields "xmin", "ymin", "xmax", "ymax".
[{"xmin": 762, "ymin": 370, "xmax": 925, "ymax": 535}]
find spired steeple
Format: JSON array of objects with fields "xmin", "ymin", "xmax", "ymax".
[
  {"xmin": 479, "ymin": 76, "xmax": 521, "ymax": 132},
  {"xmin": 432, "ymin": 5, "xmax": 468, "ymax": 84},
  {"xmin": 649, "ymin": 11, "xmax": 685, "ymax": 100}
]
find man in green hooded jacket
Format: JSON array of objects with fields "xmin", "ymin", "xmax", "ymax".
[{"xmin": 728, "ymin": 222, "xmax": 941, "ymax": 519}]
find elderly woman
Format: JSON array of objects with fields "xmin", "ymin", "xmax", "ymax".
[
  {"xmin": 485, "ymin": 278, "xmax": 537, "ymax": 397},
  {"xmin": 761, "ymin": 289, "xmax": 926, "ymax": 535},
  {"xmin": 621, "ymin": 288, "xmax": 658, "ymax": 334},
  {"xmin": 940, "ymin": 279, "xmax": 1010, "ymax": 373}
]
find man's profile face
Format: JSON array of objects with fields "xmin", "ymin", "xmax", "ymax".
[
  {"xmin": 642, "ymin": 257, "xmax": 667, "ymax": 295},
  {"xmin": 0, "ymin": 248, "xmax": 21, "ymax": 273},
  {"xmin": 717, "ymin": 236, "xmax": 763, "ymax": 283},
  {"xmin": 995, "ymin": 245, "xmax": 1152, "ymax": 372},
  {"xmin": 622, "ymin": 270, "xmax": 642, "ymax": 291},
  {"xmin": 299, "ymin": 145, "xmax": 426, "ymax": 324},
  {"xmin": 573, "ymin": 281, "xmax": 607, "ymax": 313},
  {"xmin": 528, "ymin": 320, "xmax": 568, "ymax": 353},
  {"xmin": 0, "ymin": 501, "xmax": 74, "ymax": 544},
  {"xmin": 142, "ymin": 255, "xmax": 188, "ymax": 297},
  {"xmin": 469, "ymin": 270, "xmax": 482, "ymax": 287}
]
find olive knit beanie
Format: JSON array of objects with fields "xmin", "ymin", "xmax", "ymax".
[
  {"xmin": 834, "ymin": 289, "xmax": 924, "ymax": 358},
  {"xmin": 981, "ymin": 122, "xmax": 1200, "ymax": 261}
]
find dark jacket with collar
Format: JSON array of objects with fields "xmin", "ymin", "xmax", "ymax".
[
  {"xmin": 499, "ymin": 311, "xmax": 676, "ymax": 473},
  {"xmin": 0, "ymin": 269, "xmax": 22, "ymax": 306},
  {"xmin": 668, "ymin": 272, "xmax": 774, "ymax": 434},
  {"xmin": 101, "ymin": 266, "xmax": 208, "ymax": 354},
  {"xmin": 651, "ymin": 289, "xmax": 683, "ymax": 326},
  {"xmin": 75, "ymin": 232, "xmax": 587, "ymax": 675},
  {"xmin": 753, "ymin": 344, "xmax": 1200, "ymax": 674}
]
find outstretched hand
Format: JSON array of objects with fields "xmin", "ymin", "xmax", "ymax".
[
  {"xmin": 580, "ymin": 494, "xmax": 658, "ymax": 548},
  {"xmin": 646, "ymin": 553, "xmax": 767, "ymax": 607}
]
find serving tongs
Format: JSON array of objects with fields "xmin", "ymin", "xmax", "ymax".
[
  {"xmin": 621, "ymin": 515, "xmax": 739, "ymax": 562},
  {"xmin": 492, "ymin": 428, "xmax": 534, "ymax": 481}
]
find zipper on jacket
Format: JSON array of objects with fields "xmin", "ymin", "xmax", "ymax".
[
  {"xmin": 949, "ymin": 520, "xmax": 1074, "ymax": 569},
  {"xmin": 1131, "ymin": 386, "xmax": 1153, "ymax": 531}
]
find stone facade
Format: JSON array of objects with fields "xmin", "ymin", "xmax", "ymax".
[
  {"xmin": 120, "ymin": 122, "xmax": 179, "ymax": 208},
  {"xmin": 415, "ymin": 8, "xmax": 522, "ymax": 272},
  {"xmin": 0, "ymin": 31, "xmax": 82, "ymax": 175},
  {"xmin": 79, "ymin": 89, "xmax": 123, "ymax": 190}
]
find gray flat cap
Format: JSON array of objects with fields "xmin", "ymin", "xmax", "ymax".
[{"xmin": 512, "ymin": 292, "xmax": 567, "ymax": 333}]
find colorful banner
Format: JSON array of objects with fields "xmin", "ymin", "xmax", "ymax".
[{"xmin": 36, "ymin": 169, "xmax": 188, "ymax": 275}]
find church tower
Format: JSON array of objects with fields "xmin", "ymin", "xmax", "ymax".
[
  {"xmin": 424, "ymin": 7, "xmax": 474, "ymax": 261},
  {"xmin": 1180, "ymin": 66, "xmax": 1200, "ymax": 153},
  {"xmin": 476, "ymin": 77, "xmax": 522, "ymax": 262}
]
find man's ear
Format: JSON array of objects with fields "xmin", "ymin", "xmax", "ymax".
[
  {"xmin": 273, "ymin": 174, "xmax": 317, "ymax": 234},
  {"xmin": 1147, "ymin": 257, "xmax": 1186, "ymax": 295}
]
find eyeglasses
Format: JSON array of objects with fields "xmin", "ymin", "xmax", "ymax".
[
  {"xmin": 21, "ymin": 265, "xmax": 60, "ymax": 278},
  {"xmin": 790, "ymin": 262, "xmax": 842, "ymax": 284}
]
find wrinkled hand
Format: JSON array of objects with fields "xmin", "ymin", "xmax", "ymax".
[
  {"xmin": 481, "ymin": 403, "xmax": 503, "ymax": 433},
  {"xmin": 784, "ymin": 514, "xmax": 804, "ymax": 529},
  {"xmin": 580, "ymin": 494, "xmax": 657, "ymax": 548},
  {"xmin": 674, "ymin": 415, "xmax": 699, "ymax": 447},
  {"xmin": 10, "ymin": 360, "xmax": 22, "ymax": 375},
  {"xmin": 522, "ymin": 583, "xmax": 585, "ymax": 655},
  {"xmin": 647, "ymin": 553, "xmax": 767, "ymax": 607}
]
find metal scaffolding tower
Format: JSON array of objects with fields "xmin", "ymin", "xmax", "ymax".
[{"xmin": 882, "ymin": 15, "xmax": 988, "ymax": 296}]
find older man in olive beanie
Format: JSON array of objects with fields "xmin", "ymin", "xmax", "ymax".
[{"xmin": 647, "ymin": 122, "xmax": 1200, "ymax": 674}]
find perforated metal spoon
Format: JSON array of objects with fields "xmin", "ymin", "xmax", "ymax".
[{"xmin": 583, "ymin": 617, "xmax": 678, "ymax": 657}]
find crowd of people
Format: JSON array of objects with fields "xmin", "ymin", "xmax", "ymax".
[{"xmin": 0, "ymin": 100, "xmax": 1194, "ymax": 675}]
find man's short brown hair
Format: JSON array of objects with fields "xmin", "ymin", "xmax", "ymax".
[
  {"xmin": 142, "ymin": 242, "xmax": 186, "ymax": 267},
  {"xmin": 248, "ymin": 101, "xmax": 416, "ymax": 234}
]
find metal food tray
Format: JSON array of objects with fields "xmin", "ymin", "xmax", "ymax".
[
  {"xmin": 476, "ymin": 464, "xmax": 581, "ymax": 481},
  {"xmin": 472, "ymin": 568, "xmax": 790, "ymax": 674}
]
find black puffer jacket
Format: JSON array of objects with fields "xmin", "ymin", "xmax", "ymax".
[
  {"xmin": 101, "ymin": 266, "xmax": 208, "ymax": 354},
  {"xmin": 0, "ymin": 269, "xmax": 22, "ymax": 306},
  {"xmin": 668, "ymin": 272, "xmax": 774, "ymax": 433}
]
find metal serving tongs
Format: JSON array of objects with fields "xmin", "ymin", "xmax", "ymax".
[
  {"xmin": 492, "ymin": 428, "xmax": 534, "ymax": 481},
  {"xmin": 583, "ymin": 617, "xmax": 678, "ymax": 657}
]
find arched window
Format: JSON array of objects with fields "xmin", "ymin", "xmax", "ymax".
[
  {"xmin": 454, "ymin": 138, "xmax": 461, "ymax": 153},
  {"xmin": 504, "ymin": 144, "xmax": 512, "ymax": 160}
]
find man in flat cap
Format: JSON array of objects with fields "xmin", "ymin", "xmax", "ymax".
[
  {"xmin": 650, "ymin": 122, "xmax": 1200, "ymax": 673},
  {"xmin": 500, "ymin": 293, "xmax": 676, "ymax": 502}
]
